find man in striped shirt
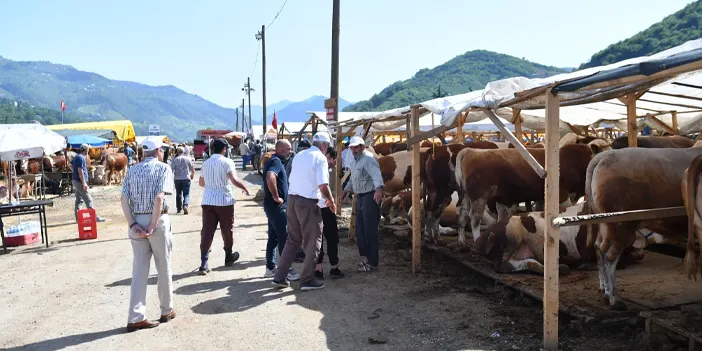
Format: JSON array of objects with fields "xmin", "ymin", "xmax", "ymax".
[
  {"xmin": 120, "ymin": 138, "xmax": 175, "ymax": 332},
  {"xmin": 170, "ymin": 147, "xmax": 194, "ymax": 214},
  {"xmin": 198, "ymin": 138, "xmax": 250, "ymax": 275}
]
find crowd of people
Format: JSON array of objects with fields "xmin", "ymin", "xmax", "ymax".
[
  {"xmin": 238, "ymin": 138, "xmax": 265, "ymax": 171},
  {"xmin": 117, "ymin": 132, "xmax": 385, "ymax": 331}
]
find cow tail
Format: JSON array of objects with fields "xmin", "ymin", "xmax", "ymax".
[
  {"xmin": 584, "ymin": 155, "xmax": 599, "ymax": 248},
  {"xmin": 684, "ymin": 154, "xmax": 702, "ymax": 280}
]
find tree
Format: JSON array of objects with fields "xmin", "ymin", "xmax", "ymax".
[{"xmin": 431, "ymin": 85, "xmax": 450, "ymax": 99}]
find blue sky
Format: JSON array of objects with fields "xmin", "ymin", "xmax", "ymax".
[{"xmin": 0, "ymin": 0, "xmax": 694, "ymax": 108}]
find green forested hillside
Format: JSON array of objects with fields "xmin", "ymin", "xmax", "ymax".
[
  {"xmin": 580, "ymin": 0, "xmax": 702, "ymax": 69},
  {"xmin": 0, "ymin": 98, "xmax": 81, "ymax": 125},
  {"xmin": 344, "ymin": 50, "xmax": 566, "ymax": 112}
]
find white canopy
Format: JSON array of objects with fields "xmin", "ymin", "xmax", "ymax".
[{"xmin": 0, "ymin": 124, "xmax": 67, "ymax": 161}]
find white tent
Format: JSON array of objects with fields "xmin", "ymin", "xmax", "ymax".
[{"xmin": 0, "ymin": 124, "xmax": 66, "ymax": 161}]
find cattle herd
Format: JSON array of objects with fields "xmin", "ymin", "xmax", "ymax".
[{"xmin": 373, "ymin": 133, "xmax": 702, "ymax": 310}]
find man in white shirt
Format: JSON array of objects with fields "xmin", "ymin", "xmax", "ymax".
[
  {"xmin": 272, "ymin": 132, "xmax": 335, "ymax": 291},
  {"xmin": 198, "ymin": 138, "xmax": 250, "ymax": 275}
]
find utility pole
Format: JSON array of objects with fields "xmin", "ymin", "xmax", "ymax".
[
  {"xmin": 242, "ymin": 78, "xmax": 254, "ymax": 135},
  {"xmin": 241, "ymin": 99, "xmax": 246, "ymax": 132},
  {"xmin": 257, "ymin": 25, "xmax": 267, "ymax": 146},
  {"xmin": 330, "ymin": 0, "xmax": 341, "ymax": 214},
  {"xmin": 235, "ymin": 107, "xmax": 239, "ymax": 132}
]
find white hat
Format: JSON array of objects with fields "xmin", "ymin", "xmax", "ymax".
[
  {"xmin": 141, "ymin": 138, "xmax": 165, "ymax": 151},
  {"xmin": 312, "ymin": 132, "xmax": 331, "ymax": 144},
  {"xmin": 348, "ymin": 136, "xmax": 365, "ymax": 147}
]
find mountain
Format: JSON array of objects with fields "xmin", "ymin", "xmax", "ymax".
[
  {"xmin": 272, "ymin": 95, "xmax": 352, "ymax": 123},
  {"xmin": 579, "ymin": 1, "xmax": 702, "ymax": 69},
  {"xmin": 0, "ymin": 56, "xmax": 261, "ymax": 141},
  {"xmin": 344, "ymin": 50, "xmax": 566, "ymax": 112}
]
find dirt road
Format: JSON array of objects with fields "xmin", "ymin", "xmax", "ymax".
[{"xmin": 0, "ymin": 161, "xmax": 667, "ymax": 350}]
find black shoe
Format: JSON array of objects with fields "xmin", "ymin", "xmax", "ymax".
[
  {"xmin": 314, "ymin": 270, "xmax": 324, "ymax": 280},
  {"xmin": 224, "ymin": 251, "xmax": 240, "ymax": 266},
  {"xmin": 300, "ymin": 279, "xmax": 325, "ymax": 291},
  {"xmin": 329, "ymin": 267, "xmax": 345, "ymax": 279},
  {"xmin": 271, "ymin": 279, "xmax": 290, "ymax": 289},
  {"xmin": 198, "ymin": 266, "xmax": 210, "ymax": 276}
]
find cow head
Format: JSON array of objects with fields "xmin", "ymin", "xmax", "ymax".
[
  {"xmin": 586, "ymin": 139, "xmax": 612, "ymax": 154},
  {"xmin": 475, "ymin": 219, "xmax": 510, "ymax": 271}
]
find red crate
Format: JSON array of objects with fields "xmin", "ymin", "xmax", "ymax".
[
  {"xmin": 5, "ymin": 232, "xmax": 39, "ymax": 247},
  {"xmin": 77, "ymin": 208, "xmax": 98, "ymax": 240}
]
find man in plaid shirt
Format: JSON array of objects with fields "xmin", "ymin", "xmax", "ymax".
[{"xmin": 120, "ymin": 138, "xmax": 176, "ymax": 332}]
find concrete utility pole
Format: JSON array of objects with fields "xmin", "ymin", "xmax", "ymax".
[
  {"xmin": 330, "ymin": 0, "xmax": 341, "ymax": 214},
  {"xmin": 235, "ymin": 107, "xmax": 239, "ymax": 132},
  {"xmin": 242, "ymin": 78, "xmax": 254, "ymax": 135},
  {"xmin": 241, "ymin": 99, "xmax": 245, "ymax": 132},
  {"xmin": 257, "ymin": 25, "xmax": 267, "ymax": 144}
]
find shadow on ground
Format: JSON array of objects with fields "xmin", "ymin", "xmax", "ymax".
[{"xmin": 3, "ymin": 328, "xmax": 124, "ymax": 351}]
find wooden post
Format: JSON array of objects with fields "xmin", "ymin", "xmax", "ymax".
[
  {"xmin": 410, "ymin": 106, "xmax": 422, "ymax": 274},
  {"xmin": 456, "ymin": 113, "xmax": 465, "ymax": 143},
  {"xmin": 512, "ymin": 108, "xmax": 523, "ymax": 144},
  {"xmin": 543, "ymin": 91, "xmax": 561, "ymax": 350},
  {"xmin": 619, "ymin": 95, "xmax": 638, "ymax": 147},
  {"xmin": 348, "ymin": 195, "xmax": 357, "ymax": 242},
  {"xmin": 335, "ymin": 125, "xmax": 343, "ymax": 215},
  {"xmin": 672, "ymin": 111, "xmax": 679, "ymax": 135}
]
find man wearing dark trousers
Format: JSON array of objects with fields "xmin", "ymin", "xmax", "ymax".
[
  {"xmin": 342, "ymin": 136, "xmax": 384, "ymax": 272},
  {"xmin": 315, "ymin": 146, "xmax": 344, "ymax": 279},
  {"xmin": 272, "ymin": 132, "xmax": 335, "ymax": 291},
  {"xmin": 262, "ymin": 139, "xmax": 299, "ymax": 281},
  {"xmin": 198, "ymin": 138, "xmax": 250, "ymax": 275}
]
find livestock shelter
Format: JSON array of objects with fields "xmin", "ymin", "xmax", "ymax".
[
  {"xmin": 48, "ymin": 120, "xmax": 136, "ymax": 144},
  {"xmin": 330, "ymin": 38, "xmax": 702, "ymax": 350}
]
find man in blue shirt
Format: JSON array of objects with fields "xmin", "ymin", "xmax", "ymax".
[
  {"xmin": 123, "ymin": 143, "xmax": 135, "ymax": 168},
  {"xmin": 72, "ymin": 144, "xmax": 106, "ymax": 222},
  {"xmin": 262, "ymin": 139, "xmax": 298, "ymax": 281}
]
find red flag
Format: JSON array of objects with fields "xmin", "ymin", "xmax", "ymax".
[
  {"xmin": 272, "ymin": 110, "xmax": 278, "ymax": 130},
  {"xmin": 61, "ymin": 100, "xmax": 66, "ymax": 111}
]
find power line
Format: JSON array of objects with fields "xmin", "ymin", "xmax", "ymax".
[
  {"xmin": 267, "ymin": 0, "xmax": 289, "ymax": 29},
  {"xmin": 250, "ymin": 44, "xmax": 260, "ymax": 78}
]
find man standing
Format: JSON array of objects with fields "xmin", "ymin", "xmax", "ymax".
[
  {"xmin": 198, "ymin": 138, "xmax": 250, "ymax": 275},
  {"xmin": 120, "ymin": 139, "xmax": 175, "ymax": 332},
  {"xmin": 247, "ymin": 138, "xmax": 255, "ymax": 170},
  {"xmin": 315, "ymin": 146, "xmax": 344, "ymax": 279},
  {"xmin": 340, "ymin": 141, "xmax": 352, "ymax": 191},
  {"xmin": 170, "ymin": 147, "xmax": 195, "ymax": 215},
  {"xmin": 239, "ymin": 139, "xmax": 250, "ymax": 170},
  {"xmin": 253, "ymin": 140, "xmax": 263, "ymax": 172},
  {"xmin": 72, "ymin": 144, "xmax": 106, "ymax": 222},
  {"xmin": 123, "ymin": 143, "xmax": 135, "ymax": 168},
  {"xmin": 272, "ymin": 132, "xmax": 335, "ymax": 291},
  {"xmin": 262, "ymin": 139, "xmax": 298, "ymax": 281},
  {"xmin": 286, "ymin": 139, "xmax": 311, "ymax": 263},
  {"xmin": 342, "ymin": 136, "xmax": 384, "ymax": 272}
]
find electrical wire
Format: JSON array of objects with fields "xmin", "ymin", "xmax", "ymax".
[{"xmin": 267, "ymin": 0, "xmax": 289, "ymax": 29}]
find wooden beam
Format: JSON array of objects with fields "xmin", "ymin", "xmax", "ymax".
[
  {"xmin": 512, "ymin": 109, "xmax": 523, "ymax": 145},
  {"xmin": 362, "ymin": 122, "xmax": 374, "ymax": 139},
  {"xmin": 647, "ymin": 90, "xmax": 702, "ymax": 103},
  {"xmin": 543, "ymin": 91, "xmax": 560, "ymax": 351},
  {"xmin": 482, "ymin": 109, "xmax": 546, "ymax": 178},
  {"xmin": 334, "ymin": 125, "xmax": 343, "ymax": 215},
  {"xmin": 646, "ymin": 114, "xmax": 676, "ymax": 135},
  {"xmin": 672, "ymin": 111, "xmax": 679, "ymax": 135},
  {"xmin": 410, "ymin": 106, "xmax": 422, "ymax": 274},
  {"xmin": 553, "ymin": 206, "xmax": 685, "ymax": 228},
  {"xmin": 406, "ymin": 124, "xmax": 453, "ymax": 147},
  {"xmin": 456, "ymin": 113, "xmax": 465, "ymax": 143}
]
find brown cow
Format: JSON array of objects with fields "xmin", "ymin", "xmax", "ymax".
[
  {"xmin": 100, "ymin": 151, "xmax": 128, "ymax": 185},
  {"xmin": 372, "ymin": 142, "xmax": 397, "ymax": 156},
  {"xmin": 423, "ymin": 141, "xmax": 504, "ymax": 243},
  {"xmin": 612, "ymin": 135, "xmax": 694, "ymax": 149},
  {"xmin": 376, "ymin": 148, "xmax": 429, "ymax": 196},
  {"xmin": 455, "ymin": 142, "xmax": 607, "ymax": 247},
  {"xmin": 587, "ymin": 147, "xmax": 702, "ymax": 310},
  {"xmin": 476, "ymin": 202, "xmax": 666, "ymax": 274}
]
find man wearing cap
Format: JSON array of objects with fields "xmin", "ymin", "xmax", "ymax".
[
  {"xmin": 198, "ymin": 138, "xmax": 250, "ymax": 275},
  {"xmin": 272, "ymin": 132, "xmax": 335, "ymax": 291},
  {"xmin": 72, "ymin": 143, "xmax": 106, "ymax": 222},
  {"xmin": 170, "ymin": 147, "xmax": 195, "ymax": 215},
  {"xmin": 120, "ymin": 138, "xmax": 175, "ymax": 332},
  {"xmin": 342, "ymin": 136, "xmax": 384, "ymax": 272},
  {"xmin": 286, "ymin": 138, "xmax": 311, "ymax": 263}
]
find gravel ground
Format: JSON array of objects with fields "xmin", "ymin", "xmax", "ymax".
[{"xmin": 0, "ymin": 160, "xmax": 680, "ymax": 351}]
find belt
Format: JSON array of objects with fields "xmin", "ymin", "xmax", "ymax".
[
  {"xmin": 134, "ymin": 209, "xmax": 169, "ymax": 215},
  {"xmin": 358, "ymin": 191, "xmax": 375, "ymax": 196}
]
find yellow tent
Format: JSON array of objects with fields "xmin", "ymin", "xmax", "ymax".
[{"xmin": 48, "ymin": 120, "xmax": 136, "ymax": 143}]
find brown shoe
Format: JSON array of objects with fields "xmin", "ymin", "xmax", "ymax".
[
  {"xmin": 159, "ymin": 310, "xmax": 176, "ymax": 323},
  {"xmin": 183, "ymin": 207, "xmax": 189, "ymax": 215},
  {"xmin": 126, "ymin": 319, "xmax": 159, "ymax": 332}
]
